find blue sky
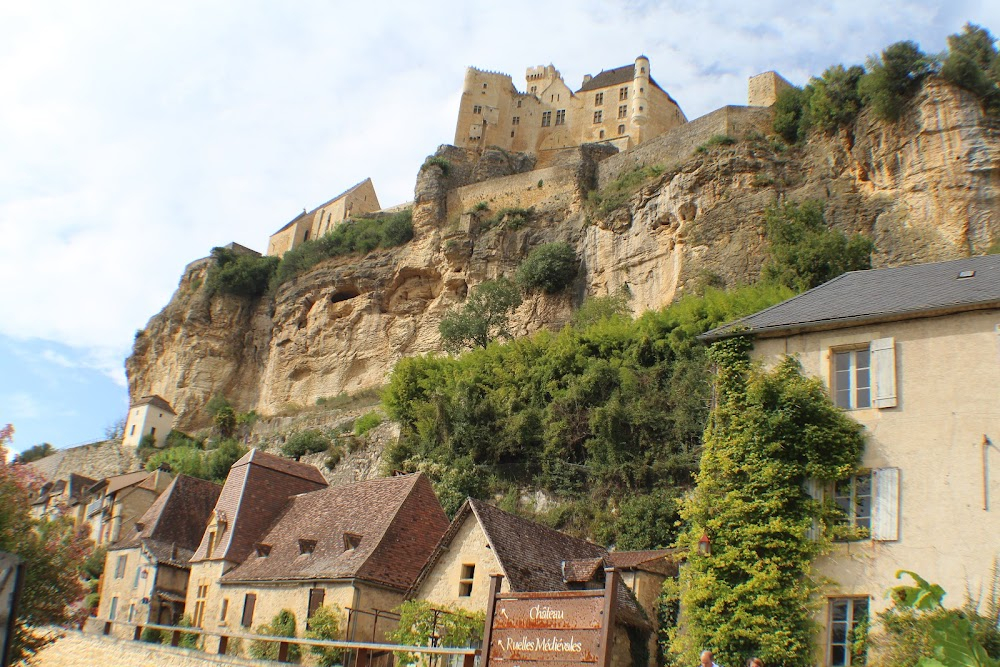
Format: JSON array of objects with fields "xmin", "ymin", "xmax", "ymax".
[{"xmin": 2, "ymin": 1, "xmax": 999, "ymax": 454}]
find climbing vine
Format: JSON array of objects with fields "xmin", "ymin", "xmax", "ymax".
[{"xmin": 670, "ymin": 336, "xmax": 865, "ymax": 667}]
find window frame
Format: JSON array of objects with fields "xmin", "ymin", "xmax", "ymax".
[
  {"xmin": 832, "ymin": 347, "xmax": 871, "ymax": 410},
  {"xmin": 833, "ymin": 473, "xmax": 872, "ymax": 539},
  {"xmin": 594, "ymin": 92, "xmax": 604, "ymax": 106},
  {"xmin": 458, "ymin": 563, "xmax": 475, "ymax": 597},
  {"xmin": 555, "ymin": 110, "xmax": 566, "ymax": 125},
  {"xmin": 541, "ymin": 111, "xmax": 552, "ymax": 127},
  {"xmin": 593, "ymin": 110, "xmax": 602, "ymax": 124},
  {"xmin": 827, "ymin": 596, "xmax": 869, "ymax": 667},
  {"xmin": 618, "ymin": 104, "xmax": 628, "ymax": 119}
]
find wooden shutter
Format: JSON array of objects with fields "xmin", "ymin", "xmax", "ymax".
[
  {"xmin": 870, "ymin": 337, "xmax": 897, "ymax": 408},
  {"xmin": 804, "ymin": 478, "xmax": 821, "ymax": 541},
  {"xmin": 871, "ymin": 468, "xmax": 900, "ymax": 541},
  {"xmin": 241, "ymin": 593, "xmax": 256, "ymax": 628},
  {"xmin": 308, "ymin": 588, "xmax": 325, "ymax": 619}
]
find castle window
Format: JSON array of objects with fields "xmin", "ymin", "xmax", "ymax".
[
  {"xmin": 618, "ymin": 105, "xmax": 628, "ymax": 119},
  {"xmin": 594, "ymin": 92, "xmax": 603, "ymax": 106},
  {"xmin": 555, "ymin": 110, "xmax": 566, "ymax": 125},
  {"xmin": 531, "ymin": 86, "xmax": 537, "ymax": 94},
  {"xmin": 512, "ymin": 116, "xmax": 520, "ymax": 125},
  {"xmin": 541, "ymin": 111, "xmax": 552, "ymax": 127},
  {"xmin": 482, "ymin": 83, "xmax": 487, "ymax": 88},
  {"xmin": 640, "ymin": 87, "xmax": 644, "ymax": 93},
  {"xmin": 599, "ymin": 130, "xmax": 605, "ymax": 139},
  {"xmin": 473, "ymin": 105, "xmax": 482, "ymax": 114},
  {"xmin": 619, "ymin": 86, "xmax": 628, "ymax": 100},
  {"xmin": 618, "ymin": 124, "xmax": 625, "ymax": 135},
  {"xmin": 640, "ymin": 67, "xmax": 645, "ymax": 73},
  {"xmin": 511, "ymin": 131, "xmax": 515, "ymax": 137},
  {"xmin": 517, "ymin": 100, "xmax": 522, "ymax": 108},
  {"xmin": 593, "ymin": 111, "xmax": 602, "ymax": 124},
  {"xmin": 459, "ymin": 564, "xmax": 475, "ymax": 597}
]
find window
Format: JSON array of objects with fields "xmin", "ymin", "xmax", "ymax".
[
  {"xmin": 833, "ymin": 338, "xmax": 896, "ymax": 409},
  {"xmin": 109, "ymin": 596, "xmax": 118, "ymax": 620},
  {"xmin": 343, "ymin": 532, "xmax": 362, "ymax": 550},
  {"xmin": 618, "ymin": 124, "xmax": 625, "ymax": 135},
  {"xmin": 594, "ymin": 92, "xmax": 604, "ymax": 105},
  {"xmin": 219, "ymin": 598, "xmax": 229, "ymax": 623},
  {"xmin": 619, "ymin": 86, "xmax": 628, "ymax": 100},
  {"xmin": 618, "ymin": 104, "xmax": 628, "ymax": 119},
  {"xmin": 307, "ymin": 588, "xmax": 326, "ymax": 627},
  {"xmin": 114, "ymin": 555, "xmax": 127, "ymax": 579},
  {"xmin": 149, "ymin": 427, "xmax": 156, "ymax": 438},
  {"xmin": 828, "ymin": 597, "xmax": 868, "ymax": 666},
  {"xmin": 255, "ymin": 543, "xmax": 271, "ymax": 557},
  {"xmin": 555, "ymin": 110, "xmax": 566, "ymax": 125},
  {"xmin": 512, "ymin": 116, "xmax": 520, "ymax": 125},
  {"xmin": 459, "ymin": 564, "xmax": 475, "ymax": 597},
  {"xmin": 593, "ymin": 111, "xmax": 602, "ymax": 124},
  {"xmin": 299, "ymin": 538, "xmax": 317, "ymax": 555},
  {"xmin": 530, "ymin": 85, "xmax": 537, "ymax": 94},
  {"xmin": 599, "ymin": 130, "xmax": 605, "ymax": 139},
  {"xmin": 517, "ymin": 100, "xmax": 522, "ymax": 108},
  {"xmin": 834, "ymin": 349, "xmax": 870, "ymax": 409},
  {"xmin": 834, "ymin": 474, "xmax": 872, "ymax": 533},
  {"xmin": 130, "ymin": 425, "xmax": 135, "ymax": 436},
  {"xmin": 482, "ymin": 83, "xmax": 487, "ymax": 89},
  {"xmin": 541, "ymin": 111, "xmax": 551, "ymax": 127},
  {"xmin": 473, "ymin": 105, "xmax": 482, "ymax": 114},
  {"xmin": 206, "ymin": 531, "xmax": 216, "ymax": 558},
  {"xmin": 193, "ymin": 583, "xmax": 208, "ymax": 627},
  {"xmin": 241, "ymin": 593, "xmax": 256, "ymax": 628},
  {"xmin": 128, "ymin": 604, "xmax": 135, "ymax": 623}
]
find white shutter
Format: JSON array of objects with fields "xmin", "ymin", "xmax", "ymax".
[
  {"xmin": 871, "ymin": 468, "xmax": 900, "ymax": 541},
  {"xmin": 870, "ymin": 337, "xmax": 897, "ymax": 408},
  {"xmin": 804, "ymin": 478, "xmax": 821, "ymax": 541}
]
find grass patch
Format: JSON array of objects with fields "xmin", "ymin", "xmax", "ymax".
[
  {"xmin": 422, "ymin": 156, "xmax": 451, "ymax": 175},
  {"xmin": 354, "ymin": 410, "xmax": 383, "ymax": 437},
  {"xmin": 314, "ymin": 387, "xmax": 383, "ymax": 411},
  {"xmin": 695, "ymin": 134, "xmax": 737, "ymax": 154},
  {"xmin": 587, "ymin": 165, "xmax": 665, "ymax": 215},
  {"xmin": 481, "ymin": 207, "xmax": 533, "ymax": 231}
]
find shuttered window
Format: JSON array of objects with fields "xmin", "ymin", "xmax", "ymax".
[
  {"xmin": 308, "ymin": 588, "xmax": 325, "ymax": 620},
  {"xmin": 828, "ymin": 597, "xmax": 869, "ymax": 666},
  {"xmin": 871, "ymin": 467, "xmax": 900, "ymax": 541},
  {"xmin": 870, "ymin": 337, "xmax": 897, "ymax": 408},
  {"xmin": 241, "ymin": 593, "xmax": 256, "ymax": 628}
]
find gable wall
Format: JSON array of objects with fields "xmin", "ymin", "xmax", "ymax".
[{"xmin": 414, "ymin": 516, "xmax": 508, "ymax": 613}]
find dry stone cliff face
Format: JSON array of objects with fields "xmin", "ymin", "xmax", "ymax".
[{"xmin": 127, "ymin": 79, "xmax": 999, "ymax": 430}]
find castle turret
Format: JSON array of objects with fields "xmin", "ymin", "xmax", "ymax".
[{"xmin": 630, "ymin": 55, "xmax": 650, "ymax": 145}]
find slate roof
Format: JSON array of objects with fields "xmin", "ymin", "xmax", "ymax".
[
  {"xmin": 412, "ymin": 500, "xmax": 649, "ymax": 629},
  {"xmin": 100, "ymin": 470, "xmax": 156, "ymax": 496},
  {"xmin": 701, "ymin": 255, "xmax": 1000, "ymax": 341},
  {"xmin": 576, "ymin": 62, "xmax": 673, "ymax": 103},
  {"xmin": 221, "ymin": 473, "xmax": 448, "ymax": 591},
  {"xmin": 112, "ymin": 475, "xmax": 222, "ymax": 565},
  {"xmin": 191, "ymin": 449, "xmax": 328, "ymax": 564},
  {"xmin": 133, "ymin": 395, "xmax": 176, "ymax": 414}
]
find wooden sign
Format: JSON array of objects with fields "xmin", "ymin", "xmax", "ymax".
[
  {"xmin": 0, "ymin": 552, "xmax": 25, "ymax": 667},
  {"xmin": 481, "ymin": 570, "xmax": 618, "ymax": 667}
]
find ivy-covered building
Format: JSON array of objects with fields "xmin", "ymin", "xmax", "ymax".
[{"xmin": 702, "ymin": 254, "xmax": 1000, "ymax": 667}]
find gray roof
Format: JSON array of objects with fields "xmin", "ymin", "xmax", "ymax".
[{"xmin": 701, "ymin": 255, "xmax": 1000, "ymax": 341}]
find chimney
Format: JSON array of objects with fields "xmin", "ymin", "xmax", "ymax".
[{"xmin": 582, "ymin": 74, "xmax": 592, "ymax": 85}]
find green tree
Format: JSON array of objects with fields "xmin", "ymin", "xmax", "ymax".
[
  {"xmin": 572, "ymin": 289, "xmax": 631, "ymax": 329},
  {"xmin": 281, "ymin": 429, "xmax": 332, "ymax": 460},
  {"xmin": 213, "ymin": 405, "xmax": 237, "ymax": 439},
  {"xmin": 438, "ymin": 278, "xmax": 523, "ymax": 351},
  {"xmin": 515, "ymin": 242, "xmax": 579, "ymax": 294},
  {"xmin": 859, "ymin": 41, "xmax": 938, "ymax": 121},
  {"xmin": 14, "ymin": 443, "xmax": 55, "ymax": 463},
  {"xmin": 145, "ymin": 446, "xmax": 206, "ymax": 478},
  {"xmin": 773, "ymin": 86, "xmax": 808, "ymax": 143},
  {"xmin": 0, "ymin": 424, "xmax": 88, "ymax": 662},
  {"xmin": 304, "ymin": 605, "xmax": 344, "ymax": 667},
  {"xmin": 206, "ymin": 439, "xmax": 247, "ymax": 482},
  {"xmin": 762, "ymin": 199, "xmax": 874, "ymax": 292},
  {"xmin": 941, "ymin": 23, "xmax": 1000, "ymax": 114},
  {"xmin": 672, "ymin": 338, "xmax": 866, "ymax": 666},
  {"xmin": 205, "ymin": 246, "xmax": 279, "ymax": 298},
  {"xmin": 806, "ymin": 64, "xmax": 865, "ymax": 132}
]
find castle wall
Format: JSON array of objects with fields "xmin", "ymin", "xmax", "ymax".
[
  {"xmin": 445, "ymin": 164, "xmax": 577, "ymax": 220},
  {"xmin": 596, "ymin": 105, "xmax": 774, "ymax": 189},
  {"xmin": 748, "ymin": 71, "xmax": 794, "ymax": 107}
]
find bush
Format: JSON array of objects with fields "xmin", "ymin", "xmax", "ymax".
[
  {"xmin": 422, "ymin": 156, "xmax": 451, "ymax": 175},
  {"xmin": 481, "ymin": 207, "xmax": 532, "ymax": 231},
  {"xmin": 13, "ymin": 443, "xmax": 54, "ymax": 463},
  {"xmin": 305, "ymin": 605, "xmax": 344, "ymax": 667},
  {"xmin": 439, "ymin": 278, "xmax": 523, "ymax": 351},
  {"xmin": 806, "ymin": 64, "xmax": 865, "ymax": 132},
  {"xmin": 353, "ymin": 411, "xmax": 383, "ymax": 437},
  {"xmin": 165, "ymin": 430, "xmax": 202, "ymax": 449},
  {"xmin": 571, "ymin": 289, "xmax": 631, "ymax": 329},
  {"xmin": 81, "ymin": 545, "xmax": 107, "ymax": 581},
  {"xmin": 281, "ymin": 430, "xmax": 332, "ymax": 459},
  {"xmin": 145, "ymin": 446, "xmax": 206, "ymax": 478},
  {"xmin": 163, "ymin": 614, "xmax": 199, "ymax": 649},
  {"xmin": 249, "ymin": 609, "xmax": 300, "ymax": 662},
  {"xmin": 84, "ymin": 591, "xmax": 100, "ymax": 611},
  {"xmin": 773, "ymin": 86, "xmax": 808, "ymax": 143},
  {"xmin": 695, "ymin": 134, "xmax": 736, "ymax": 153},
  {"xmin": 206, "ymin": 439, "xmax": 247, "ymax": 482},
  {"xmin": 205, "ymin": 247, "xmax": 279, "ymax": 299},
  {"xmin": 515, "ymin": 242, "xmax": 579, "ymax": 294},
  {"xmin": 140, "ymin": 627, "xmax": 163, "ymax": 643}
]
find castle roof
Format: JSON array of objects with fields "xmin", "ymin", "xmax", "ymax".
[
  {"xmin": 221, "ymin": 472, "xmax": 448, "ymax": 590},
  {"xmin": 112, "ymin": 474, "xmax": 222, "ymax": 565},
  {"xmin": 577, "ymin": 62, "xmax": 675, "ymax": 105},
  {"xmin": 132, "ymin": 395, "xmax": 176, "ymax": 414},
  {"xmin": 701, "ymin": 254, "xmax": 1000, "ymax": 341}
]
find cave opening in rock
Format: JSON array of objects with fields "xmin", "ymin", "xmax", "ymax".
[{"xmin": 330, "ymin": 289, "xmax": 360, "ymax": 304}]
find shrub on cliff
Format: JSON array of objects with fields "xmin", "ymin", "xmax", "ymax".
[
  {"xmin": 806, "ymin": 64, "xmax": 865, "ymax": 132},
  {"xmin": 281, "ymin": 429, "xmax": 332, "ymax": 460},
  {"xmin": 438, "ymin": 278, "xmax": 523, "ymax": 351},
  {"xmin": 940, "ymin": 23, "xmax": 1000, "ymax": 114},
  {"xmin": 515, "ymin": 242, "xmax": 579, "ymax": 294},
  {"xmin": 859, "ymin": 40, "xmax": 938, "ymax": 121},
  {"xmin": 206, "ymin": 246, "xmax": 279, "ymax": 298}
]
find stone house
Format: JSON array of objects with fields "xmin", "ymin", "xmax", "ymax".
[
  {"xmin": 85, "ymin": 469, "xmax": 174, "ymax": 546},
  {"xmin": 30, "ymin": 472, "xmax": 96, "ymax": 522},
  {"xmin": 215, "ymin": 472, "xmax": 449, "ymax": 644},
  {"xmin": 701, "ymin": 254, "xmax": 1000, "ymax": 667},
  {"xmin": 122, "ymin": 395, "xmax": 176, "ymax": 450},
  {"xmin": 267, "ymin": 178, "xmax": 381, "ymax": 258},
  {"xmin": 408, "ymin": 499, "xmax": 654, "ymax": 667},
  {"xmin": 453, "ymin": 56, "xmax": 686, "ymax": 159},
  {"xmin": 97, "ymin": 474, "xmax": 222, "ymax": 631}
]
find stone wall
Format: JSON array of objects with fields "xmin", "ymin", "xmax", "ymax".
[
  {"xmin": 445, "ymin": 165, "xmax": 578, "ymax": 222},
  {"xmin": 34, "ymin": 630, "xmax": 270, "ymax": 667},
  {"xmin": 596, "ymin": 105, "xmax": 774, "ymax": 189}
]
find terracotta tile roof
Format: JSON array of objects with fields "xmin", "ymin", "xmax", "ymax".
[
  {"xmin": 133, "ymin": 395, "xmax": 176, "ymax": 414},
  {"xmin": 607, "ymin": 549, "xmax": 679, "ymax": 576},
  {"xmin": 114, "ymin": 475, "xmax": 222, "ymax": 563},
  {"xmin": 561, "ymin": 557, "xmax": 605, "ymax": 583},
  {"xmin": 222, "ymin": 473, "xmax": 448, "ymax": 591},
  {"xmin": 191, "ymin": 449, "xmax": 327, "ymax": 564}
]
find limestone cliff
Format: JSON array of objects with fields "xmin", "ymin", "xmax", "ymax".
[{"xmin": 127, "ymin": 78, "xmax": 998, "ymax": 430}]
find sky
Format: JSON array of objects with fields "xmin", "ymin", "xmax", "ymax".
[{"xmin": 2, "ymin": 1, "xmax": 999, "ymax": 455}]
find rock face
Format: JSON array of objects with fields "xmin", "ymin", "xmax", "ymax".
[{"xmin": 127, "ymin": 79, "xmax": 999, "ymax": 430}]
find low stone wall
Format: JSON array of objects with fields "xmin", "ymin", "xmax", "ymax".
[
  {"xmin": 445, "ymin": 164, "xmax": 578, "ymax": 220},
  {"xmin": 596, "ymin": 105, "xmax": 774, "ymax": 189},
  {"xmin": 34, "ymin": 630, "xmax": 271, "ymax": 667}
]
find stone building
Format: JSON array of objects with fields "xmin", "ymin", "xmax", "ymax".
[
  {"xmin": 453, "ymin": 56, "xmax": 687, "ymax": 159},
  {"xmin": 30, "ymin": 472, "xmax": 96, "ymax": 522},
  {"xmin": 215, "ymin": 472, "xmax": 448, "ymax": 643},
  {"xmin": 702, "ymin": 254, "xmax": 1000, "ymax": 667},
  {"xmin": 409, "ymin": 499, "xmax": 654, "ymax": 667},
  {"xmin": 267, "ymin": 178, "xmax": 381, "ymax": 258},
  {"xmin": 97, "ymin": 474, "xmax": 222, "ymax": 630},
  {"xmin": 85, "ymin": 469, "xmax": 174, "ymax": 546},
  {"xmin": 122, "ymin": 395, "xmax": 176, "ymax": 450}
]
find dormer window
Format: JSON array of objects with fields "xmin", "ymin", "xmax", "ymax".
[
  {"xmin": 255, "ymin": 543, "xmax": 272, "ymax": 558},
  {"xmin": 298, "ymin": 539, "xmax": 317, "ymax": 555},
  {"xmin": 344, "ymin": 532, "xmax": 362, "ymax": 551}
]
